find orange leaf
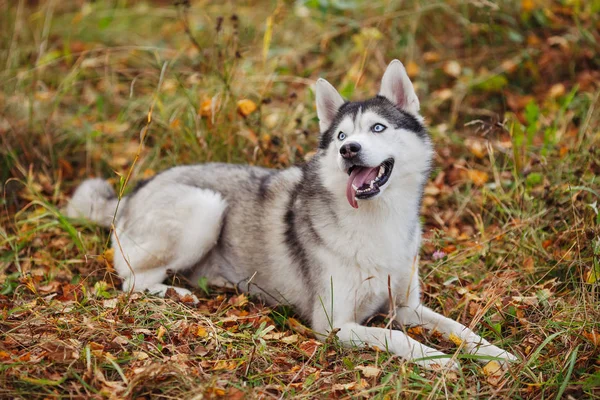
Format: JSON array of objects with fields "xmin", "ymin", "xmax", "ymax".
[
  {"xmin": 467, "ymin": 170, "xmax": 489, "ymax": 186},
  {"xmin": 237, "ymin": 99, "xmax": 258, "ymax": 117},
  {"xmin": 196, "ymin": 326, "xmax": 208, "ymax": 338},
  {"xmin": 405, "ymin": 61, "xmax": 420, "ymax": 78},
  {"xmin": 583, "ymin": 330, "xmax": 600, "ymax": 346}
]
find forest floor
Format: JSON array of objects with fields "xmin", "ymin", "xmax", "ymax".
[{"xmin": 1, "ymin": 0, "xmax": 599, "ymax": 398}]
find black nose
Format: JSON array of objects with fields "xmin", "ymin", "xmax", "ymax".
[{"xmin": 340, "ymin": 142, "xmax": 361, "ymax": 159}]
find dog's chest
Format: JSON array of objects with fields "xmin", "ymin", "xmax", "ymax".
[{"xmin": 316, "ymin": 212, "xmax": 420, "ymax": 321}]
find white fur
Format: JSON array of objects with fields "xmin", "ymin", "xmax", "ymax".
[
  {"xmin": 65, "ymin": 178, "xmax": 118, "ymax": 227},
  {"xmin": 315, "ymin": 78, "xmax": 345, "ymax": 132},
  {"xmin": 112, "ymin": 185, "xmax": 227, "ymax": 304}
]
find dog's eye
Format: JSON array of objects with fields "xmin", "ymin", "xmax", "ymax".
[
  {"xmin": 371, "ymin": 123, "xmax": 387, "ymax": 133},
  {"xmin": 337, "ymin": 131, "xmax": 346, "ymax": 140}
]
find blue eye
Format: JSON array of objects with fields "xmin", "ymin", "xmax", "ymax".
[
  {"xmin": 338, "ymin": 131, "xmax": 346, "ymax": 140},
  {"xmin": 371, "ymin": 123, "xmax": 387, "ymax": 133}
]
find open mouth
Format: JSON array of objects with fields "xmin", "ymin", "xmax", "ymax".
[{"xmin": 346, "ymin": 158, "xmax": 394, "ymax": 208}]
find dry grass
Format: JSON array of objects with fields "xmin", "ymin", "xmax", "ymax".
[{"xmin": 1, "ymin": 0, "xmax": 600, "ymax": 398}]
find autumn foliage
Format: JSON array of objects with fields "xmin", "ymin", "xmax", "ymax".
[{"xmin": 1, "ymin": 0, "xmax": 599, "ymax": 398}]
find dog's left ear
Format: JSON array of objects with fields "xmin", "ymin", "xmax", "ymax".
[
  {"xmin": 379, "ymin": 60, "xmax": 420, "ymax": 115},
  {"xmin": 316, "ymin": 78, "xmax": 345, "ymax": 132}
]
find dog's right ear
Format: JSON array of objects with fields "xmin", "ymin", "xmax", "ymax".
[
  {"xmin": 379, "ymin": 60, "xmax": 420, "ymax": 115},
  {"xmin": 316, "ymin": 78, "xmax": 345, "ymax": 132}
]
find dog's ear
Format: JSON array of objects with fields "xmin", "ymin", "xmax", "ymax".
[
  {"xmin": 379, "ymin": 60, "xmax": 420, "ymax": 115},
  {"xmin": 316, "ymin": 78, "xmax": 345, "ymax": 132}
]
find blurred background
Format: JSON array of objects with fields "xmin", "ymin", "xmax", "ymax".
[{"xmin": 1, "ymin": 1, "xmax": 599, "ymax": 398}]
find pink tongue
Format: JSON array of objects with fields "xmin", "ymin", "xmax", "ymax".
[{"xmin": 346, "ymin": 166, "xmax": 379, "ymax": 208}]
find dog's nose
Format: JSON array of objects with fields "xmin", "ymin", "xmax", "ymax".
[{"xmin": 339, "ymin": 142, "xmax": 361, "ymax": 159}]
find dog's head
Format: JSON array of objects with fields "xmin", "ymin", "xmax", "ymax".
[{"xmin": 315, "ymin": 60, "xmax": 433, "ymax": 209}]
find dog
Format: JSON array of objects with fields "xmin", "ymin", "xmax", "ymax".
[{"xmin": 66, "ymin": 60, "xmax": 517, "ymax": 370}]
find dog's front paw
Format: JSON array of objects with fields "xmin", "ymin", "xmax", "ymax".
[{"xmin": 171, "ymin": 287, "xmax": 199, "ymax": 304}]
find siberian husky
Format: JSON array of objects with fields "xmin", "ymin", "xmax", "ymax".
[{"xmin": 66, "ymin": 60, "xmax": 517, "ymax": 370}]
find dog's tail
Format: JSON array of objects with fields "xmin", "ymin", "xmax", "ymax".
[{"xmin": 64, "ymin": 179, "xmax": 120, "ymax": 228}]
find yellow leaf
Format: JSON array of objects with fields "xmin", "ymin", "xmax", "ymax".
[
  {"xmin": 521, "ymin": 0, "xmax": 536, "ymax": 12},
  {"xmin": 199, "ymin": 99, "xmax": 213, "ymax": 117},
  {"xmin": 467, "ymin": 170, "xmax": 489, "ymax": 186},
  {"xmin": 98, "ymin": 248, "xmax": 114, "ymax": 268},
  {"xmin": 405, "ymin": 61, "xmax": 420, "ymax": 78},
  {"xmin": 196, "ymin": 326, "xmax": 208, "ymax": 338},
  {"xmin": 157, "ymin": 326, "xmax": 166, "ymax": 342},
  {"xmin": 207, "ymin": 387, "xmax": 226, "ymax": 396},
  {"xmin": 483, "ymin": 360, "xmax": 503, "ymax": 386},
  {"xmin": 237, "ymin": 99, "xmax": 258, "ymax": 117},
  {"xmin": 199, "ymin": 97, "xmax": 221, "ymax": 119},
  {"xmin": 169, "ymin": 118, "xmax": 180, "ymax": 129},
  {"xmin": 449, "ymin": 333, "xmax": 463, "ymax": 346}
]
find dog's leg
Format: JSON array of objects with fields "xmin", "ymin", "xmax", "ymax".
[
  {"xmin": 114, "ymin": 186, "xmax": 228, "ymax": 303},
  {"xmin": 312, "ymin": 302, "xmax": 458, "ymax": 370},
  {"xmin": 396, "ymin": 304, "xmax": 517, "ymax": 364},
  {"xmin": 335, "ymin": 322, "xmax": 459, "ymax": 370}
]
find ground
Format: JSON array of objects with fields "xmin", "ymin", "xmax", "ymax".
[{"xmin": 1, "ymin": 0, "xmax": 599, "ymax": 399}]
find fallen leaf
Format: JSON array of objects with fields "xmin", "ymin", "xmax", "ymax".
[
  {"xmin": 483, "ymin": 360, "xmax": 504, "ymax": 386},
  {"xmin": 237, "ymin": 99, "xmax": 258, "ymax": 117},
  {"xmin": 443, "ymin": 60, "xmax": 461, "ymax": 78},
  {"xmin": 287, "ymin": 317, "xmax": 314, "ymax": 337},
  {"xmin": 356, "ymin": 365, "xmax": 381, "ymax": 378},
  {"xmin": 523, "ymin": 257, "xmax": 535, "ymax": 273},
  {"xmin": 449, "ymin": 333, "xmax": 463, "ymax": 346},
  {"xmin": 405, "ymin": 61, "xmax": 420, "ymax": 78},
  {"xmin": 112, "ymin": 336, "xmax": 128, "ymax": 346},
  {"xmin": 206, "ymin": 387, "xmax": 226, "ymax": 396},
  {"xmin": 102, "ymin": 298, "xmax": 118, "ymax": 309},
  {"xmin": 521, "ymin": 0, "xmax": 536, "ymax": 12},
  {"xmin": 281, "ymin": 334, "xmax": 299, "ymax": 344},
  {"xmin": 548, "ymin": 83, "xmax": 565, "ymax": 99},
  {"xmin": 583, "ymin": 330, "xmax": 600, "ymax": 346},
  {"xmin": 133, "ymin": 351, "xmax": 149, "ymax": 360},
  {"xmin": 230, "ymin": 293, "xmax": 248, "ymax": 307},
  {"xmin": 467, "ymin": 170, "xmax": 489, "ymax": 186},
  {"xmin": 199, "ymin": 97, "xmax": 221, "ymax": 119},
  {"xmin": 157, "ymin": 326, "xmax": 167, "ymax": 342},
  {"xmin": 298, "ymin": 340, "xmax": 322, "ymax": 357},
  {"xmin": 196, "ymin": 326, "xmax": 208, "ymax": 338},
  {"xmin": 423, "ymin": 51, "xmax": 440, "ymax": 63},
  {"xmin": 465, "ymin": 138, "xmax": 487, "ymax": 159},
  {"xmin": 407, "ymin": 326, "xmax": 424, "ymax": 336}
]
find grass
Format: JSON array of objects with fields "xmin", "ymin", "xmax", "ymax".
[{"xmin": 1, "ymin": 0, "xmax": 600, "ymax": 398}]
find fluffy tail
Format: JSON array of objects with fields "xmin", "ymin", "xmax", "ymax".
[{"xmin": 65, "ymin": 179, "xmax": 120, "ymax": 228}]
